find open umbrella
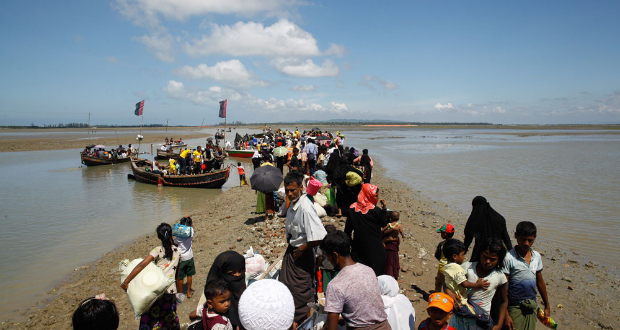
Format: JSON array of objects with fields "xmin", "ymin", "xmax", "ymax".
[
  {"xmin": 272, "ymin": 146, "xmax": 289, "ymax": 157},
  {"xmin": 94, "ymin": 144, "xmax": 106, "ymax": 149},
  {"xmin": 315, "ymin": 136, "xmax": 331, "ymax": 141},
  {"xmin": 250, "ymin": 165, "xmax": 283, "ymax": 193}
]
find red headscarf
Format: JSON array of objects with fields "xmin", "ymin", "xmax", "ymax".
[{"xmin": 351, "ymin": 183, "xmax": 378, "ymax": 214}]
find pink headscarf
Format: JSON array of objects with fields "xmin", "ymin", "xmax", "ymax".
[{"xmin": 351, "ymin": 183, "xmax": 378, "ymax": 214}]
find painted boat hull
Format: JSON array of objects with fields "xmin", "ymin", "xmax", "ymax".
[
  {"xmin": 227, "ymin": 150, "xmax": 255, "ymax": 158},
  {"xmin": 130, "ymin": 158, "xmax": 229, "ymax": 189}
]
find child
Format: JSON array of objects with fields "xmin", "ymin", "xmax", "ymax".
[
  {"xmin": 231, "ymin": 162, "xmax": 247, "ymax": 186},
  {"xmin": 176, "ymin": 216, "xmax": 196, "ymax": 299},
  {"xmin": 501, "ymin": 221, "xmax": 550, "ymax": 330},
  {"xmin": 382, "ymin": 211, "xmax": 405, "ymax": 279},
  {"xmin": 121, "ymin": 223, "xmax": 181, "ymax": 329},
  {"xmin": 188, "ymin": 279, "xmax": 233, "ymax": 330},
  {"xmin": 72, "ymin": 294, "xmax": 119, "ymax": 330},
  {"xmin": 442, "ymin": 239, "xmax": 493, "ymax": 329},
  {"xmin": 417, "ymin": 292, "xmax": 457, "ymax": 330},
  {"xmin": 434, "ymin": 223, "xmax": 455, "ymax": 293},
  {"xmin": 448, "ymin": 238, "xmax": 509, "ymax": 330},
  {"xmin": 317, "ymin": 224, "xmax": 338, "ymax": 293}
]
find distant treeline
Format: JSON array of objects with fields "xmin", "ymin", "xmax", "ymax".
[{"xmin": 2, "ymin": 121, "xmax": 495, "ymax": 129}]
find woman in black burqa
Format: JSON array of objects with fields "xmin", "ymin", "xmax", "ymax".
[
  {"xmin": 464, "ymin": 196, "xmax": 513, "ymax": 262},
  {"xmin": 205, "ymin": 251, "xmax": 246, "ymax": 328}
]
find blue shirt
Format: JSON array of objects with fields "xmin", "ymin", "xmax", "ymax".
[
  {"xmin": 501, "ymin": 248, "xmax": 543, "ymax": 306},
  {"xmin": 304, "ymin": 142, "xmax": 318, "ymax": 157}
]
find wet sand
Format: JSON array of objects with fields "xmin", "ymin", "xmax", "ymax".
[
  {"xmin": 1, "ymin": 160, "xmax": 618, "ymax": 330},
  {"xmin": 0, "ymin": 127, "xmax": 213, "ymax": 152}
]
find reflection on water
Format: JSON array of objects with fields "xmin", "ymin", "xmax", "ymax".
[{"xmin": 346, "ymin": 128, "xmax": 620, "ymax": 272}]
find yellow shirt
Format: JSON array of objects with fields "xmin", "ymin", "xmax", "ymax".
[
  {"xmin": 180, "ymin": 149, "xmax": 191, "ymax": 158},
  {"xmin": 193, "ymin": 150, "xmax": 201, "ymax": 162}
]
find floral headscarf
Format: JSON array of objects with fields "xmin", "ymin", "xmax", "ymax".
[{"xmin": 351, "ymin": 183, "xmax": 378, "ymax": 214}]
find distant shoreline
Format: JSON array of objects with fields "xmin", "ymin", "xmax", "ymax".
[{"xmin": 2, "ymin": 125, "xmax": 619, "ymax": 153}]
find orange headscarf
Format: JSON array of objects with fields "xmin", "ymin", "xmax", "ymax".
[{"xmin": 351, "ymin": 183, "xmax": 378, "ymax": 214}]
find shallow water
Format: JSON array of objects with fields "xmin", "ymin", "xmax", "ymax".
[
  {"xmin": 0, "ymin": 133, "xmax": 253, "ymax": 319},
  {"xmin": 345, "ymin": 128, "xmax": 620, "ymax": 271}
]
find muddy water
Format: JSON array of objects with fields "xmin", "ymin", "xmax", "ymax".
[
  {"xmin": 0, "ymin": 137, "xmax": 253, "ymax": 319},
  {"xmin": 345, "ymin": 128, "xmax": 620, "ymax": 272}
]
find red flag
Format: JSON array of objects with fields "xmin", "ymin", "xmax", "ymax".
[
  {"xmin": 219, "ymin": 99, "xmax": 227, "ymax": 118},
  {"xmin": 134, "ymin": 100, "xmax": 144, "ymax": 116}
]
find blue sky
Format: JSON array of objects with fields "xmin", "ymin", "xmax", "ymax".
[{"xmin": 1, "ymin": 0, "xmax": 619, "ymax": 126}]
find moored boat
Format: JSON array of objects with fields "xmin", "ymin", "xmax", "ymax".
[
  {"xmin": 81, "ymin": 153, "xmax": 131, "ymax": 166},
  {"xmin": 227, "ymin": 149, "xmax": 256, "ymax": 158},
  {"xmin": 130, "ymin": 158, "xmax": 229, "ymax": 188}
]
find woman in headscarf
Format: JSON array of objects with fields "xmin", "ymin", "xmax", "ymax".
[
  {"xmin": 344, "ymin": 183, "xmax": 390, "ymax": 276},
  {"xmin": 464, "ymin": 196, "xmax": 513, "ymax": 262},
  {"xmin": 377, "ymin": 275, "xmax": 416, "ymax": 330},
  {"xmin": 205, "ymin": 251, "xmax": 246, "ymax": 329}
]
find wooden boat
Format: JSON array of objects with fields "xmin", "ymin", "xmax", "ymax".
[
  {"xmin": 81, "ymin": 152, "xmax": 130, "ymax": 166},
  {"xmin": 156, "ymin": 143, "xmax": 187, "ymax": 160},
  {"xmin": 130, "ymin": 158, "xmax": 229, "ymax": 188},
  {"xmin": 227, "ymin": 149, "xmax": 256, "ymax": 158}
]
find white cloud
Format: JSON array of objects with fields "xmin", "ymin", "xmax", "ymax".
[
  {"xmin": 324, "ymin": 43, "xmax": 346, "ymax": 57},
  {"xmin": 173, "ymin": 60, "xmax": 270, "ymax": 88},
  {"xmin": 106, "ymin": 56, "xmax": 119, "ymax": 64},
  {"xmin": 272, "ymin": 58, "xmax": 339, "ymax": 77},
  {"xmin": 184, "ymin": 19, "xmax": 320, "ymax": 58},
  {"xmin": 114, "ymin": 0, "xmax": 301, "ymax": 30},
  {"xmin": 434, "ymin": 102, "xmax": 454, "ymax": 110},
  {"xmin": 164, "ymin": 80, "xmax": 242, "ymax": 105},
  {"xmin": 250, "ymin": 97, "xmax": 348, "ymax": 113},
  {"xmin": 291, "ymin": 85, "xmax": 316, "ymax": 92},
  {"xmin": 360, "ymin": 75, "xmax": 399, "ymax": 90},
  {"xmin": 134, "ymin": 33, "xmax": 175, "ymax": 62}
]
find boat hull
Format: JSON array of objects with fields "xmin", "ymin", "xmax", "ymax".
[
  {"xmin": 227, "ymin": 150, "xmax": 255, "ymax": 158},
  {"xmin": 130, "ymin": 158, "xmax": 229, "ymax": 188},
  {"xmin": 81, "ymin": 153, "xmax": 130, "ymax": 166}
]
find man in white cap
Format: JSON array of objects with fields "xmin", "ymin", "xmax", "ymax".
[{"xmin": 238, "ymin": 279, "xmax": 295, "ymax": 330}]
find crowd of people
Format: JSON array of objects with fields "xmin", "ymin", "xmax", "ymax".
[
  {"xmin": 82, "ymin": 144, "xmax": 133, "ymax": 159},
  {"xmin": 72, "ymin": 129, "xmax": 553, "ymax": 330}
]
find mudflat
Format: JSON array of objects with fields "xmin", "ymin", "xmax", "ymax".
[{"xmin": 0, "ymin": 127, "xmax": 211, "ymax": 152}]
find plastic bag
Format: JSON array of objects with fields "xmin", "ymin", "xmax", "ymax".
[
  {"xmin": 172, "ymin": 223, "xmax": 191, "ymax": 238},
  {"xmin": 119, "ymin": 258, "xmax": 174, "ymax": 318},
  {"xmin": 244, "ymin": 247, "xmax": 267, "ymax": 279},
  {"xmin": 325, "ymin": 188, "xmax": 336, "ymax": 206}
]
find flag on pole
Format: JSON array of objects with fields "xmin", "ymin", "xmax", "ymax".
[
  {"xmin": 219, "ymin": 99, "xmax": 227, "ymax": 118},
  {"xmin": 134, "ymin": 100, "xmax": 144, "ymax": 116}
]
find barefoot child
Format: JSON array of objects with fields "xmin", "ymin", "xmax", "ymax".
[
  {"xmin": 442, "ymin": 239, "xmax": 493, "ymax": 330},
  {"xmin": 417, "ymin": 292, "xmax": 457, "ymax": 330},
  {"xmin": 382, "ymin": 211, "xmax": 405, "ymax": 279},
  {"xmin": 176, "ymin": 216, "xmax": 196, "ymax": 299},
  {"xmin": 121, "ymin": 223, "xmax": 181, "ymax": 329},
  {"xmin": 434, "ymin": 223, "xmax": 455, "ymax": 292},
  {"xmin": 501, "ymin": 221, "xmax": 550, "ymax": 330}
]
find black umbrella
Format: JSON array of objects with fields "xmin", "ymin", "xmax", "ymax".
[
  {"xmin": 250, "ymin": 165, "xmax": 283, "ymax": 193},
  {"xmin": 315, "ymin": 135, "xmax": 331, "ymax": 141}
]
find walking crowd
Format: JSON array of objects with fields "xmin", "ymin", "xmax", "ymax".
[{"xmin": 72, "ymin": 128, "xmax": 554, "ymax": 330}]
